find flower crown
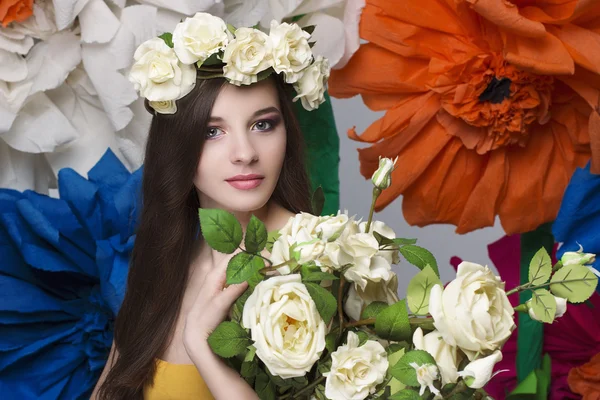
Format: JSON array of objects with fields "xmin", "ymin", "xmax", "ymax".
[{"xmin": 128, "ymin": 13, "xmax": 331, "ymax": 115}]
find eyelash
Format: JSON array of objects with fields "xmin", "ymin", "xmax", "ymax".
[{"xmin": 205, "ymin": 118, "xmax": 279, "ymax": 139}]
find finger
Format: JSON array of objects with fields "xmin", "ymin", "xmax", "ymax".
[{"xmin": 216, "ymin": 282, "xmax": 249, "ymax": 309}]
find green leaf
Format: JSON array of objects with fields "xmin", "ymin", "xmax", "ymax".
[
  {"xmin": 200, "ymin": 52, "xmax": 223, "ymax": 66},
  {"xmin": 325, "ymin": 331, "xmax": 337, "ymax": 353},
  {"xmin": 550, "ymin": 264, "xmax": 599, "ymax": 303},
  {"xmin": 158, "ymin": 32, "xmax": 173, "ymax": 48},
  {"xmin": 361, "ymin": 301, "xmax": 388, "ymax": 320},
  {"xmin": 375, "ymin": 300, "xmax": 411, "ymax": 341},
  {"xmin": 308, "ymin": 41, "xmax": 316, "ymax": 48},
  {"xmin": 530, "ymin": 289, "xmax": 557, "ymax": 323},
  {"xmin": 227, "ymin": 253, "xmax": 264, "ymax": 284},
  {"xmin": 256, "ymin": 68, "xmax": 274, "ymax": 82},
  {"xmin": 399, "ymin": 245, "xmax": 439, "ymax": 276},
  {"xmin": 301, "ymin": 264, "xmax": 338, "ymax": 282},
  {"xmin": 241, "ymin": 359, "xmax": 258, "ymax": 378},
  {"xmin": 302, "ymin": 24, "xmax": 316, "ymax": 35},
  {"xmin": 231, "ymin": 287, "xmax": 252, "ymax": 323},
  {"xmin": 389, "ymin": 389, "xmax": 421, "ymax": 400},
  {"xmin": 305, "ymin": 282, "xmax": 337, "ymax": 323},
  {"xmin": 244, "ymin": 345, "xmax": 257, "ymax": 362},
  {"xmin": 255, "ymin": 370, "xmax": 276, "ymax": 400},
  {"xmin": 245, "ymin": 215, "xmax": 268, "ymax": 253},
  {"xmin": 248, "ymin": 269, "xmax": 265, "ymax": 288},
  {"xmin": 356, "ymin": 330, "xmax": 369, "ymax": 346},
  {"xmin": 407, "ymin": 265, "xmax": 442, "ymax": 315},
  {"xmin": 199, "ymin": 209, "xmax": 243, "ymax": 254},
  {"xmin": 529, "ymin": 247, "xmax": 552, "ymax": 286},
  {"xmin": 389, "ymin": 350, "xmax": 437, "ymax": 387},
  {"xmin": 311, "ymin": 186, "xmax": 325, "ymax": 216},
  {"xmin": 207, "ymin": 321, "xmax": 250, "ymax": 358},
  {"xmin": 266, "ymin": 230, "xmax": 281, "ymax": 253}
]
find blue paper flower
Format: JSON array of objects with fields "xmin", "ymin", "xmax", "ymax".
[
  {"xmin": 0, "ymin": 149, "xmax": 142, "ymax": 399},
  {"xmin": 553, "ymin": 161, "xmax": 600, "ymax": 293}
]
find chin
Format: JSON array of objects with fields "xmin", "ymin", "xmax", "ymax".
[{"xmin": 220, "ymin": 189, "xmax": 272, "ymax": 213}]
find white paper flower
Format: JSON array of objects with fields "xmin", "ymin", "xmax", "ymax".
[
  {"xmin": 293, "ymin": 55, "xmax": 329, "ymax": 111},
  {"xmin": 457, "ymin": 351, "xmax": 504, "ymax": 389},
  {"xmin": 173, "ymin": 12, "xmax": 231, "ymax": 65},
  {"xmin": 344, "ymin": 274, "xmax": 399, "ymax": 321},
  {"xmin": 324, "ymin": 331, "xmax": 388, "ymax": 400},
  {"xmin": 315, "ymin": 212, "xmax": 349, "ymax": 242},
  {"xmin": 269, "ymin": 20, "xmax": 312, "ymax": 83},
  {"xmin": 222, "ymin": 27, "xmax": 272, "ymax": 85},
  {"xmin": 129, "ymin": 37, "xmax": 196, "ymax": 102},
  {"xmin": 411, "ymin": 362, "xmax": 440, "ymax": 396},
  {"xmin": 148, "ymin": 99, "xmax": 177, "ymax": 114},
  {"xmin": 429, "ymin": 262, "xmax": 515, "ymax": 358},
  {"xmin": 241, "ymin": 274, "xmax": 326, "ymax": 379}
]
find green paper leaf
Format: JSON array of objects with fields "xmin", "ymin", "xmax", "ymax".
[
  {"xmin": 158, "ymin": 32, "xmax": 173, "ymax": 48},
  {"xmin": 255, "ymin": 370, "xmax": 276, "ymax": 400},
  {"xmin": 529, "ymin": 247, "xmax": 552, "ymax": 286},
  {"xmin": 325, "ymin": 332, "xmax": 337, "ymax": 353},
  {"xmin": 305, "ymin": 282, "xmax": 337, "ymax": 323},
  {"xmin": 227, "ymin": 253, "xmax": 264, "ymax": 284},
  {"xmin": 389, "ymin": 350, "xmax": 437, "ymax": 387},
  {"xmin": 530, "ymin": 289, "xmax": 556, "ymax": 323},
  {"xmin": 247, "ymin": 269, "xmax": 264, "ymax": 288},
  {"xmin": 407, "ymin": 265, "xmax": 442, "ymax": 315},
  {"xmin": 256, "ymin": 68, "xmax": 274, "ymax": 83},
  {"xmin": 356, "ymin": 330, "xmax": 369, "ymax": 346},
  {"xmin": 311, "ymin": 186, "xmax": 325, "ymax": 216},
  {"xmin": 241, "ymin": 359, "xmax": 258, "ymax": 378},
  {"xmin": 308, "ymin": 41, "xmax": 316, "ymax": 48},
  {"xmin": 361, "ymin": 301, "xmax": 388, "ymax": 320},
  {"xmin": 550, "ymin": 264, "xmax": 599, "ymax": 303},
  {"xmin": 399, "ymin": 245, "xmax": 439, "ymax": 276},
  {"xmin": 200, "ymin": 52, "xmax": 223, "ymax": 66},
  {"xmin": 245, "ymin": 345, "xmax": 257, "ymax": 362},
  {"xmin": 207, "ymin": 321, "xmax": 250, "ymax": 358},
  {"xmin": 373, "ymin": 232, "xmax": 417, "ymax": 247},
  {"xmin": 245, "ymin": 215, "xmax": 268, "ymax": 253},
  {"xmin": 301, "ymin": 264, "xmax": 338, "ymax": 282},
  {"xmin": 265, "ymin": 230, "xmax": 281, "ymax": 253},
  {"xmin": 199, "ymin": 209, "xmax": 243, "ymax": 254},
  {"xmin": 389, "ymin": 389, "xmax": 421, "ymax": 400},
  {"xmin": 375, "ymin": 299, "xmax": 411, "ymax": 341}
]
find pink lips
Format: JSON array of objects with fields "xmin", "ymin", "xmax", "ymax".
[{"xmin": 225, "ymin": 174, "xmax": 264, "ymax": 190}]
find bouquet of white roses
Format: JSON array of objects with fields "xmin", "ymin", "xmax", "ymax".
[{"xmin": 199, "ymin": 158, "xmax": 599, "ymax": 400}]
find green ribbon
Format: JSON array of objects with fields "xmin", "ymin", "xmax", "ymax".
[
  {"xmin": 517, "ymin": 223, "xmax": 554, "ymax": 383},
  {"xmin": 295, "ymin": 91, "xmax": 340, "ymax": 215}
]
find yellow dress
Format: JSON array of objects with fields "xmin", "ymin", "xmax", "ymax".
[{"xmin": 144, "ymin": 359, "xmax": 215, "ymax": 399}]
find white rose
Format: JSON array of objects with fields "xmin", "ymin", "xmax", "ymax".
[
  {"xmin": 370, "ymin": 156, "xmax": 397, "ymax": 190},
  {"xmin": 293, "ymin": 55, "xmax": 330, "ymax": 111},
  {"xmin": 412, "ymin": 328, "xmax": 462, "ymax": 385},
  {"xmin": 527, "ymin": 296, "xmax": 568, "ymax": 322},
  {"xmin": 223, "ymin": 27, "xmax": 273, "ymax": 85},
  {"xmin": 173, "ymin": 12, "xmax": 231, "ymax": 65},
  {"xmin": 316, "ymin": 213, "xmax": 349, "ymax": 241},
  {"xmin": 324, "ymin": 331, "xmax": 388, "ymax": 400},
  {"xmin": 148, "ymin": 100, "xmax": 177, "ymax": 114},
  {"xmin": 344, "ymin": 255, "xmax": 392, "ymax": 291},
  {"xmin": 279, "ymin": 212, "xmax": 321, "ymax": 238},
  {"xmin": 242, "ymin": 274, "xmax": 326, "ymax": 378},
  {"xmin": 344, "ymin": 274, "xmax": 399, "ymax": 321},
  {"xmin": 359, "ymin": 220, "xmax": 400, "ymax": 265},
  {"xmin": 429, "ymin": 262, "xmax": 515, "ymax": 358},
  {"xmin": 294, "ymin": 227, "xmax": 326, "ymax": 264},
  {"xmin": 269, "ymin": 20, "xmax": 312, "ymax": 83},
  {"xmin": 457, "ymin": 351, "xmax": 504, "ymax": 389},
  {"xmin": 317, "ymin": 241, "xmax": 353, "ymax": 271},
  {"xmin": 270, "ymin": 236, "xmax": 292, "ymax": 274},
  {"xmin": 561, "ymin": 245, "xmax": 596, "ymax": 266},
  {"xmin": 411, "ymin": 362, "xmax": 440, "ymax": 397},
  {"xmin": 129, "ymin": 38, "xmax": 196, "ymax": 102}
]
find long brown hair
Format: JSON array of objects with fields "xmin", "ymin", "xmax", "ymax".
[{"xmin": 99, "ymin": 75, "xmax": 312, "ymax": 399}]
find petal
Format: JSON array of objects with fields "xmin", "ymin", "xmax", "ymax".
[
  {"xmin": 549, "ymin": 24, "xmax": 600, "ymax": 75},
  {"xmin": 222, "ymin": 0, "xmax": 269, "ymax": 28},
  {"xmin": 78, "ymin": 0, "xmax": 120, "ymax": 44},
  {"xmin": 332, "ymin": 0, "xmax": 365, "ymax": 69},
  {"xmin": 135, "ymin": 0, "xmax": 217, "ymax": 17},
  {"xmin": 52, "ymin": 0, "xmax": 94, "ymax": 30},
  {"xmin": 0, "ymin": 48, "xmax": 27, "ymax": 82},
  {"xmin": 466, "ymin": 0, "xmax": 546, "ymax": 38},
  {"xmin": 298, "ymin": 12, "xmax": 345, "ymax": 69},
  {"xmin": 502, "ymin": 31, "xmax": 575, "ymax": 75}
]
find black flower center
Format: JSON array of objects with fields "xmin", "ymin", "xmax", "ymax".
[{"xmin": 479, "ymin": 77, "xmax": 512, "ymax": 104}]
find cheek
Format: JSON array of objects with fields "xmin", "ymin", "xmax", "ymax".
[{"xmin": 262, "ymin": 131, "xmax": 287, "ymax": 170}]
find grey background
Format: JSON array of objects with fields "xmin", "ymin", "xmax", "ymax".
[{"xmin": 329, "ymin": 96, "xmax": 506, "ymax": 293}]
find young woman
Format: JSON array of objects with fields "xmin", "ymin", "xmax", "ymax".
[{"xmin": 91, "ymin": 71, "xmax": 319, "ymax": 398}]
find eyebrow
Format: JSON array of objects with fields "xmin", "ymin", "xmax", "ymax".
[{"xmin": 209, "ymin": 106, "xmax": 281, "ymax": 123}]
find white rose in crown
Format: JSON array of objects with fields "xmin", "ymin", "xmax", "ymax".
[
  {"xmin": 173, "ymin": 12, "xmax": 232, "ymax": 65},
  {"xmin": 429, "ymin": 262, "xmax": 515, "ymax": 358},
  {"xmin": 148, "ymin": 100, "xmax": 177, "ymax": 114},
  {"xmin": 222, "ymin": 27, "xmax": 273, "ymax": 86},
  {"xmin": 269, "ymin": 20, "xmax": 313, "ymax": 84},
  {"xmin": 129, "ymin": 38, "xmax": 196, "ymax": 102},
  {"xmin": 412, "ymin": 328, "xmax": 462, "ymax": 385},
  {"xmin": 241, "ymin": 274, "xmax": 326, "ymax": 378},
  {"xmin": 324, "ymin": 331, "xmax": 388, "ymax": 400},
  {"xmin": 293, "ymin": 55, "xmax": 330, "ymax": 111},
  {"xmin": 344, "ymin": 274, "xmax": 399, "ymax": 321}
]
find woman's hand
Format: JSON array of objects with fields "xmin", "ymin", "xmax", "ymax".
[{"xmin": 183, "ymin": 254, "xmax": 248, "ymax": 357}]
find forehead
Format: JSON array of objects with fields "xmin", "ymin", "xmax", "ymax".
[{"xmin": 211, "ymin": 79, "xmax": 280, "ymax": 118}]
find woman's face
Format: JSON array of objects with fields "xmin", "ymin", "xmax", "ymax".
[{"xmin": 194, "ymin": 79, "xmax": 287, "ymax": 213}]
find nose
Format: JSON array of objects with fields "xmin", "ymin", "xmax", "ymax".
[{"xmin": 229, "ymin": 130, "xmax": 258, "ymax": 165}]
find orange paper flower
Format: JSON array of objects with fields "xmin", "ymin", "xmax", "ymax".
[
  {"xmin": 568, "ymin": 352, "xmax": 600, "ymax": 399},
  {"xmin": 0, "ymin": 0, "xmax": 33, "ymax": 27},
  {"xmin": 329, "ymin": 0, "xmax": 600, "ymax": 234}
]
